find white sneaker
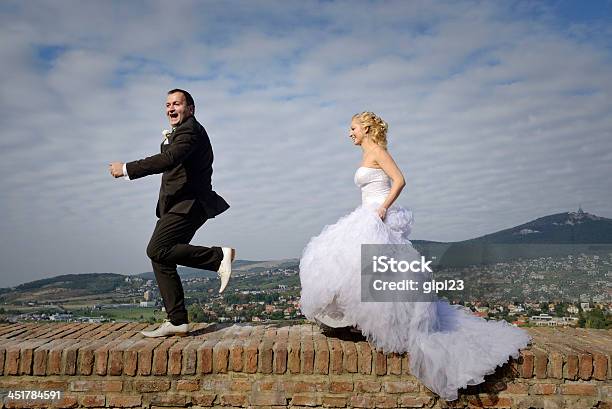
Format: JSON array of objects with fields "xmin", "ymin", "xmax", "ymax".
[
  {"xmin": 217, "ymin": 247, "xmax": 235, "ymax": 293},
  {"xmin": 140, "ymin": 319, "xmax": 189, "ymax": 337}
]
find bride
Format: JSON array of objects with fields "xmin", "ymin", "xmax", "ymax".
[{"xmin": 298, "ymin": 111, "xmax": 532, "ymax": 401}]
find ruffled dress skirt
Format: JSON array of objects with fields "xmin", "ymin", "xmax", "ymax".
[{"xmin": 299, "ymin": 203, "xmax": 532, "ymax": 401}]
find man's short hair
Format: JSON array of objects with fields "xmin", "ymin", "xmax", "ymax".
[{"xmin": 168, "ymin": 88, "xmax": 195, "ymax": 107}]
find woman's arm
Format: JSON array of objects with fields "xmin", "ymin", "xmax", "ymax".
[{"xmin": 373, "ymin": 147, "xmax": 406, "ymax": 219}]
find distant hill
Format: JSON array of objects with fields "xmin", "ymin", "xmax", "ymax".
[
  {"xmin": 422, "ymin": 209, "xmax": 612, "ymax": 267},
  {"xmin": 0, "ymin": 259, "xmax": 300, "ymax": 303},
  {"xmin": 135, "ymin": 259, "xmax": 300, "ymax": 280},
  {"xmin": 0, "ymin": 273, "xmax": 127, "ymax": 302},
  {"xmin": 470, "ymin": 209, "xmax": 612, "ymax": 244}
]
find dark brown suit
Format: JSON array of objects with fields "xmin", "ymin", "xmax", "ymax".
[{"xmin": 126, "ymin": 115, "xmax": 229, "ymax": 325}]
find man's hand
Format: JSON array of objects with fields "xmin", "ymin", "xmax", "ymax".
[{"xmin": 109, "ymin": 162, "xmax": 125, "ymax": 178}]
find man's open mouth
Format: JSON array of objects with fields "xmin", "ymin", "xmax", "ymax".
[{"xmin": 169, "ymin": 113, "xmax": 179, "ymax": 119}]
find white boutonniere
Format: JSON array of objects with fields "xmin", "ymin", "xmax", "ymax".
[{"xmin": 162, "ymin": 129, "xmax": 172, "ymax": 144}]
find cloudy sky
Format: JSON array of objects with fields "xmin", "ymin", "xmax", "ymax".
[{"xmin": 1, "ymin": 0, "xmax": 611, "ymax": 287}]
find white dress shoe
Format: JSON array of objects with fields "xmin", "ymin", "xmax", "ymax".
[
  {"xmin": 217, "ymin": 247, "xmax": 235, "ymax": 293},
  {"xmin": 140, "ymin": 319, "xmax": 189, "ymax": 337}
]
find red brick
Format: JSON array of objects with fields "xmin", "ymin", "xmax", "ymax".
[
  {"xmin": 398, "ymin": 396, "xmax": 432, "ymax": 408},
  {"xmin": 383, "ymin": 381, "xmax": 418, "ymax": 393},
  {"xmin": 388, "ymin": 353, "xmax": 402, "ymax": 375},
  {"xmin": 107, "ymin": 340, "xmax": 130, "ymax": 376},
  {"xmin": 137, "ymin": 339, "xmax": 164, "ymax": 376},
  {"xmin": 560, "ymin": 383, "xmax": 597, "ymax": 396},
  {"xmin": 375, "ymin": 350, "xmax": 387, "ymax": 375},
  {"xmin": 350, "ymin": 395, "xmax": 376, "ymax": 408},
  {"xmin": 62, "ymin": 341, "xmax": 84, "ymax": 375},
  {"xmin": 70, "ymin": 380, "xmax": 122, "ymax": 392},
  {"xmin": 256, "ymin": 380, "xmax": 279, "ymax": 391},
  {"xmin": 192, "ymin": 393, "xmax": 216, "ymax": 406},
  {"xmin": 564, "ymin": 353, "xmax": 579, "ymax": 380},
  {"xmin": 230, "ymin": 339, "xmax": 244, "ymax": 372},
  {"xmin": 80, "ymin": 394, "xmax": 105, "ymax": 407},
  {"xmin": 133, "ymin": 379, "xmax": 171, "ymax": 392},
  {"xmin": 356, "ymin": 341, "xmax": 372, "ymax": 375},
  {"xmin": 355, "ymin": 380, "xmax": 381, "ymax": 393},
  {"xmin": 520, "ymin": 351, "xmax": 534, "ymax": 378},
  {"xmin": 51, "ymin": 395, "xmax": 79, "ymax": 408},
  {"xmin": 78, "ymin": 340, "xmax": 105, "ymax": 376},
  {"xmin": 197, "ymin": 340, "xmax": 216, "ymax": 374},
  {"xmin": 314, "ymin": 335, "xmax": 330, "ymax": 374},
  {"xmin": 181, "ymin": 340, "xmax": 199, "ymax": 375},
  {"xmin": 152, "ymin": 338, "xmax": 177, "ymax": 375},
  {"xmin": 322, "ymin": 394, "xmax": 348, "ymax": 407},
  {"xmin": 220, "ymin": 393, "xmax": 248, "ymax": 406},
  {"xmin": 593, "ymin": 352, "xmax": 607, "ymax": 380},
  {"xmin": 168, "ymin": 338, "xmax": 192, "ymax": 375},
  {"xmin": 0, "ymin": 344, "xmax": 5, "ymax": 376},
  {"xmin": 330, "ymin": 381, "xmax": 353, "ymax": 393},
  {"xmin": 32, "ymin": 343, "xmax": 49, "ymax": 375},
  {"xmin": 505, "ymin": 383, "xmax": 528, "ymax": 394},
  {"xmin": 250, "ymin": 390, "xmax": 287, "ymax": 405},
  {"xmin": 467, "ymin": 395, "xmax": 513, "ymax": 407},
  {"xmin": 259, "ymin": 339, "xmax": 274, "ymax": 374},
  {"xmin": 578, "ymin": 352, "xmax": 593, "ymax": 380},
  {"xmin": 4, "ymin": 344, "xmax": 20, "ymax": 375},
  {"xmin": 123, "ymin": 339, "xmax": 147, "ymax": 376},
  {"xmin": 19, "ymin": 340, "xmax": 49, "ymax": 375},
  {"xmin": 288, "ymin": 338, "xmax": 301, "ymax": 374},
  {"xmin": 561, "ymin": 397, "xmax": 601, "ymax": 408},
  {"xmin": 292, "ymin": 393, "xmax": 321, "ymax": 406},
  {"xmin": 93, "ymin": 340, "xmax": 118, "ymax": 376},
  {"xmin": 273, "ymin": 341, "xmax": 288, "ymax": 374},
  {"xmin": 47, "ymin": 340, "xmax": 74, "ymax": 375},
  {"xmin": 244, "ymin": 339, "xmax": 259, "ymax": 374},
  {"xmin": 401, "ymin": 354, "xmax": 411, "ymax": 375},
  {"xmin": 302, "ymin": 337, "xmax": 315, "ymax": 374},
  {"xmin": 150, "ymin": 394, "xmax": 188, "ymax": 406},
  {"xmin": 4, "ymin": 398, "xmax": 51, "ymax": 409},
  {"xmin": 329, "ymin": 339, "xmax": 343, "ymax": 375},
  {"xmin": 176, "ymin": 379, "xmax": 200, "ymax": 392},
  {"xmin": 531, "ymin": 383, "xmax": 556, "ymax": 395},
  {"xmin": 107, "ymin": 395, "xmax": 142, "ymax": 408},
  {"xmin": 292, "ymin": 381, "xmax": 328, "ymax": 393},
  {"xmin": 230, "ymin": 379, "xmax": 252, "ymax": 391},
  {"xmin": 37, "ymin": 380, "xmax": 69, "ymax": 391},
  {"xmin": 214, "ymin": 341, "xmax": 230, "ymax": 373},
  {"xmin": 548, "ymin": 351, "xmax": 563, "ymax": 379},
  {"xmin": 341, "ymin": 340, "xmax": 358, "ymax": 373},
  {"xmin": 533, "ymin": 349, "xmax": 548, "ymax": 379},
  {"xmin": 375, "ymin": 395, "xmax": 396, "ymax": 408}
]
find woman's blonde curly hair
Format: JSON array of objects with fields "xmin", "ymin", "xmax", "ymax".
[{"xmin": 352, "ymin": 111, "xmax": 388, "ymax": 149}]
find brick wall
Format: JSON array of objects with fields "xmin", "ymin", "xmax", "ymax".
[{"xmin": 0, "ymin": 322, "xmax": 610, "ymax": 408}]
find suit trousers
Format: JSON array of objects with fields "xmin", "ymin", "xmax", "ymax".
[{"xmin": 146, "ymin": 201, "xmax": 224, "ymax": 325}]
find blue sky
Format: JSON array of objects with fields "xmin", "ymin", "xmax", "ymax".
[{"xmin": 1, "ymin": 0, "xmax": 611, "ymax": 287}]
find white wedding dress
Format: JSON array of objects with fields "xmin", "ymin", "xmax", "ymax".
[{"xmin": 299, "ymin": 166, "xmax": 532, "ymax": 401}]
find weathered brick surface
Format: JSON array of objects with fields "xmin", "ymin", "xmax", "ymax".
[
  {"xmin": 0, "ymin": 323, "xmax": 609, "ymax": 409},
  {"xmin": 132, "ymin": 379, "xmax": 171, "ymax": 392},
  {"xmin": 107, "ymin": 395, "xmax": 142, "ymax": 408}
]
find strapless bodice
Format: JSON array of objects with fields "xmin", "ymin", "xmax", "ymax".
[{"xmin": 354, "ymin": 166, "xmax": 391, "ymax": 205}]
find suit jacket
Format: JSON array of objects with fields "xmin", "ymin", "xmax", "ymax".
[{"xmin": 126, "ymin": 115, "xmax": 230, "ymax": 219}]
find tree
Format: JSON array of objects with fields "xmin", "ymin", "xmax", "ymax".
[
  {"xmin": 585, "ymin": 308, "xmax": 609, "ymax": 329},
  {"xmin": 188, "ymin": 303, "xmax": 208, "ymax": 323}
]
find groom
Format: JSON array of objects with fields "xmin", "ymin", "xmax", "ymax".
[{"xmin": 109, "ymin": 89, "xmax": 235, "ymax": 337}]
